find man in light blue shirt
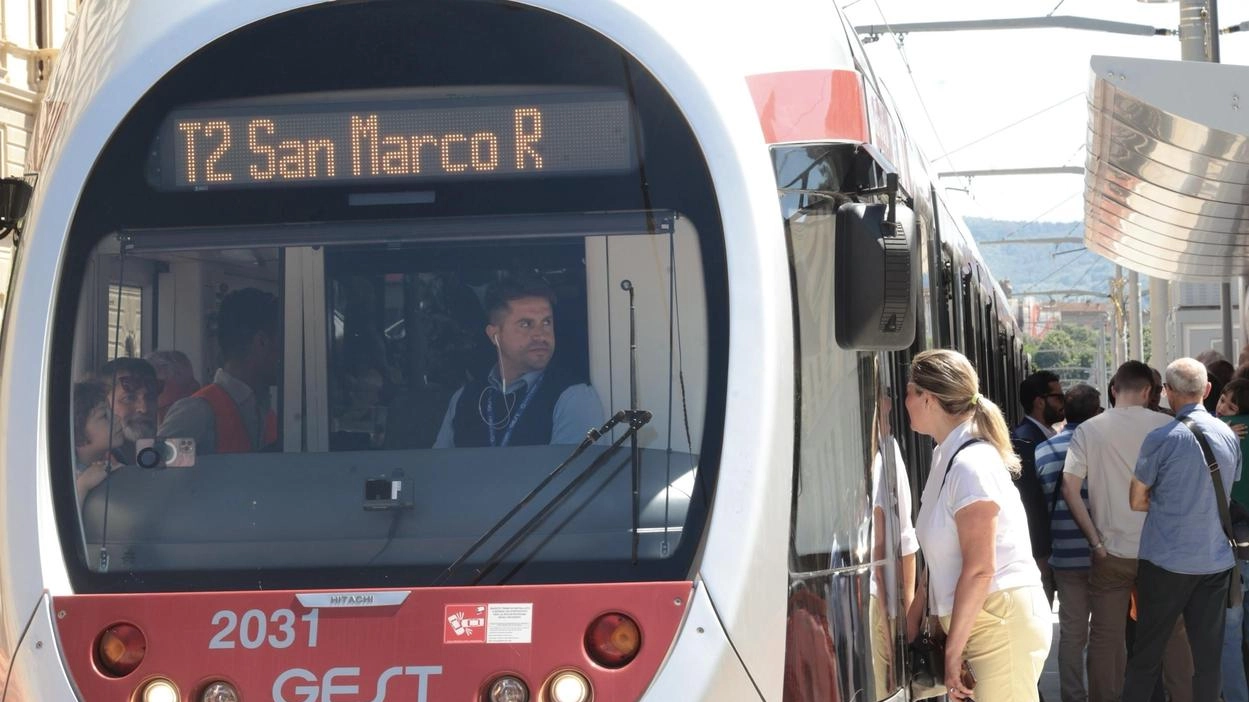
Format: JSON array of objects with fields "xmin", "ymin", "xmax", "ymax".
[{"xmin": 1124, "ymin": 357, "xmax": 1242, "ymax": 702}]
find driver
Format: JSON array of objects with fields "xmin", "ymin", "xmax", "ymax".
[{"xmin": 433, "ymin": 277, "xmax": 602, "ymax": 447}]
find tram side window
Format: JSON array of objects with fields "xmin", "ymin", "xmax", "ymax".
[{"xmin": 784, "ymin": 198, "xmax": 875, "ymax": 568}]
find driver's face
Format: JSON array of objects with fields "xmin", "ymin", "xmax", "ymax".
[{"xmin": 487, "ymin": 297, "xmax": 555, "ymax": 379}]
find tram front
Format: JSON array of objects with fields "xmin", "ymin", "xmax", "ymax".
[{"xmin": 0, "ymin": 0, "xmax": 799, "ymax": 700}]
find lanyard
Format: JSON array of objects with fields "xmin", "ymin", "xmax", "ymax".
[{"xmin": 486, "ymin": 375, "xmax": 544, "ymax": 447}]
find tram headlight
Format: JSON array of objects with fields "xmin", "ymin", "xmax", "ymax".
[
  {"xmin": 200, "ymin": 680, "xmax": 239, "ymax": 702},
  {"xmin": 583, "ymin": 612, "xmax": 640, "ymax": 668},
  {"xmin": 94, "ymin": 622, "xmax": 147, "ymax": 677},
  {"xmin": 485, "ymin": 674, "xmax": 529, "ymax": 702},
  {"xmin": 546, "ymin": 670, "xmax": 592, "ymax": 702},
  {"xmin": 141, "ymin": 678, "xmax": 179, "ymax": 702}
]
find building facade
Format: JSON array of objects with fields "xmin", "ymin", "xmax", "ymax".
[{"xmin": 0, "ymin": 0, "xmax": 78, "ymax": 313}]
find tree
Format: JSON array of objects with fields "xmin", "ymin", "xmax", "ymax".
[{"xmin": 1026, "ymin": 323, "xmax": 1106, "ymax": 382}]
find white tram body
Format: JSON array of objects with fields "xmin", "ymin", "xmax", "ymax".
[{"xmin": 0, "ymin": 1, "xmax": 1025, "ymax": 701}]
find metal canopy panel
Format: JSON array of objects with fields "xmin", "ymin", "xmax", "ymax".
[{"xmin": 1085, "ymin": 55, "xmax": 1249, "ymax": 282}]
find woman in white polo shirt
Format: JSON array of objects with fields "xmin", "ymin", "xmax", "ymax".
[{"xmin": 905, "ymin": 349, "xmax": 1052, "ymax": 701}]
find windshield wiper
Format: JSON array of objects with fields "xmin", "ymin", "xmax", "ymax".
[{"xmin": 432, "ymin": 408, "xmax": 652, "ymax": 586}]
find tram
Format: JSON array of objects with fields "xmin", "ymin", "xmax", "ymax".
[{"xmin": 0, "ymin": 1, "xmax": 1028, "ymax": 701}]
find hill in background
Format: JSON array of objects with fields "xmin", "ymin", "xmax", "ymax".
[{"xmin": 963, "ymin": 217, "xmax": 1113, "ymax": 299}]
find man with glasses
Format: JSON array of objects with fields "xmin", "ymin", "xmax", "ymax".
[
  {"xmin": 1012, "ymin": 369, "xmax": 1067, "ymax": 605},
  {"xmin": 93, "ymin": 357, "xmax": 161, "ymax": 465}
]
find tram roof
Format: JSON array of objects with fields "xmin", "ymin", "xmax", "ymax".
[{"xmin": 1084, "ymin": 55, "xmax": 1249, "ymax": 282}]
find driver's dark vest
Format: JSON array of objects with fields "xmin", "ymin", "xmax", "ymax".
[{"xmin": 450, "ymin": 367, "xmax": 580, "ymax": 447}]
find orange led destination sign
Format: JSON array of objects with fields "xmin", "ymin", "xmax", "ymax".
[{"xmin": 152, "ymin": 88, "xmax": 636, "ymax": 190}]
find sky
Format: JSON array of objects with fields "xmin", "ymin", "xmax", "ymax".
[{"xmin": 841, "ymin": 0, "xmax": 1249, "ymax": 224}]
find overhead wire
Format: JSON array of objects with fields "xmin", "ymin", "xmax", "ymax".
[
  {"xmin": 934, "ymin": 91, "xmax": 1085, "ymax": 160},
  {"xmin": 1000, "ymin": 191, "xmax": 1083, "ymax": 239},
  {"xmin": 1069, "ymin": 251, "xmax": 1105, "ymax": 291},
  {"xmin": 855, "ymin": 1, "xmax": 1095, "ymax": 298},
  {"xmin": 1018, "ymin": 249, "xmax": 1091, "ymax": 293},
  {"xmin": 869, "ymin": 0, "xmax": 959, "ymax": 170}
]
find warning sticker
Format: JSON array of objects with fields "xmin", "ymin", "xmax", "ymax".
[
  {"xmin": 486, "ymin": 603, "xmax": 534, "ymax": 644},
  {"xmin": 443, "ymin": 603, "xmax": 533, "ymax": 644},
  {"xmin": 444, "ymin": 604, "xmax": 487, "ymax": 643}
]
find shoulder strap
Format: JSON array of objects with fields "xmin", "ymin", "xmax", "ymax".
[
  {"xmin": 1035, "ymin": 438, "xmax": 1066, "ymax": 518},
  {"xmin": 1180, "ymin": 416, "xmax": 1244, "ymax": 608},
  {"xmin": 1179, "ymin": 417, "xmax": 1234, "ymax": 544},
  {"xmin": 925, "ymin": 437, "xmax": 984, "ymax": 618},
  {"xmin": 1048, "ymin": 468, "xmax": 1064, "ymax": 518},
  {"xmin": 939, "ymin": 438, "xmax": 984, "ymax": 493}
]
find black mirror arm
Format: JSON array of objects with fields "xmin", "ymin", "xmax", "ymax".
[
  {"xmin": 471, "ymin": 410, "xmax": 652, "ymax": 586},
  {"xmin": 853, "ymin": 144, "xmax": 912, "ymax": 224}
]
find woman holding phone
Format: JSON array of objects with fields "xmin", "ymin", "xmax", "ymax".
[{"xmin": 905, "ymin": 349, "xmax": 1052, "ymax": 701}]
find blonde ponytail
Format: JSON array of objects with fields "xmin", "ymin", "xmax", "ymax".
[
  {"xmin": 910, "ymin": 349, "xmax": 1021, "ymax": 478},
  {"xmin": 970, "ymin": 395, "xmax": 1022, "ymax": 478}
]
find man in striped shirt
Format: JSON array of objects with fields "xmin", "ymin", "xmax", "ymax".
[{"xmin": 1037, "ymin": 383, "xmax": 1102, "ymax": 702}]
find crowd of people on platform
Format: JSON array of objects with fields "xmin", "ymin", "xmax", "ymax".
[{"xmin": 891, "ymin": 347, "xmax": 1249, "ymax": 702}]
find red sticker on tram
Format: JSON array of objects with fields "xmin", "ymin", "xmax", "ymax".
[{"xmin": 444, "ymin": 604, "xmax": 487, "ymax": 643}]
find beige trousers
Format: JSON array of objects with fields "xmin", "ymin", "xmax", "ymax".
[{"xmin": 940, "ymin": 586, "xmax": 1052, "ymax": 702}]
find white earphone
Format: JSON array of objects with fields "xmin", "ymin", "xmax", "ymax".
[{"xmin": 493, "ymin": 334, "xmax": 505, "ymax": 394}]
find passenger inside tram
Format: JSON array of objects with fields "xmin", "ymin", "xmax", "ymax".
[
  {"xmin": 93, "ymin": 357, "xmax": 160, "ymax": 465},
  {"xmin": 145, "ymin": 349, "xmax": 200, "ymax": 426},
  {"xmin": 159, "ymin": 287, "xmax": 281, "ymax": 454},
  {"xmin": 72, "ymin": 379, "xmax": 120, "ymax": 507},
  {"xmin": 432, "ymin": 276, "xmax": 603, "ymax": 448}
]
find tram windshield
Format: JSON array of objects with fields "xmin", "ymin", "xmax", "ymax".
[
  {"xmin": 64, "ymin": 215, "xmax": 710, "ymax": 589},
  {"xmin": 48, "ymin": 0, "xmax": 726, "ymax": 592}
]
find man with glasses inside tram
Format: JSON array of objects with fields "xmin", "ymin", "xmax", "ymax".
[
  {"xmin": 433, "ymin": 277, "xmax": 602, "ymax": 448},
  {"xmin": 94, "ymin": 356, "xmax": 161, "ymax": 465}
]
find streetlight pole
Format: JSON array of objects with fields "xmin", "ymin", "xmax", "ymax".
[
  {"xmin": 1128, "ymin": 271, "xmax": 1143, "ymax": 361},
  {"xmin": 1177, "ymin": 0, "xmax": 1233, "ymax": 361}
]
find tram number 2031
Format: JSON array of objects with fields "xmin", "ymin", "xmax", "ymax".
[{"xmin": 209, "ymin": 608, "xmax": 320, "ymax": 650}]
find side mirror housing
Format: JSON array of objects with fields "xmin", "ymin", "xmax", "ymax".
[
  {"xmin": 834, "ymin": 201, "xmax": 917, "ymax": 350},
  {"xmin": 0, "ymin": 177, "xmax": 32, "ymax": 239}
]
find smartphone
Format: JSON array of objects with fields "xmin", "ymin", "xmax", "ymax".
[
  {"xmin": 135, "ymin": 437, "xmax": 197, "ymax": 468},
  {"xmin": 960, "ymin": 660, "xmax": 977, "ymax": 691}
]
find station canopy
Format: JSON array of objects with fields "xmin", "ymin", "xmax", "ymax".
[{"xmin": 1085, "ymin": 55, "xmax": 1249, "ymax": 282}]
